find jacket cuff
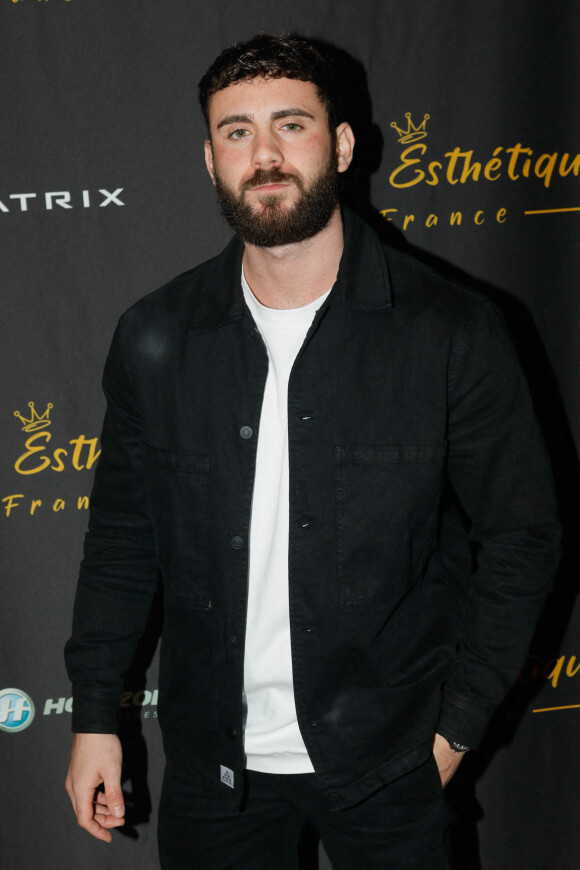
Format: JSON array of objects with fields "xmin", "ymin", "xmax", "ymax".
[
  {"xmin": 437, "ymin": 690, "xmax": 498, "ymax": 749},
  {"xmin": 71, "ymin": 684, "xmax": 121, "ymax": 733}
]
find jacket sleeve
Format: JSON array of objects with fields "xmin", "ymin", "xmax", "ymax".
[
  {"xmin": 64, "ymin": 312, "xmax": 160, "ymax": 733},
  {"xmin": 436, "ymin": 299, "xmax": 561, "ymax": 748}
]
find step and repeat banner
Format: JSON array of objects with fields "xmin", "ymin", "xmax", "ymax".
[{"xmin": 1, "ymin": 3, "xmax": 579, "ymax": 869}]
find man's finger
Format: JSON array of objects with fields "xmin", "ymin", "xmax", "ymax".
[
  {"xmin": 75, "ymin": 788, "xmax": 114, "ymax": 842},
  {"xmin": 100, "ymin": 814, "xmax": 126, "ymax": 829},
  {"xmin": 104, "ymin": 777, "xmax": 125, "ymax": 820}
]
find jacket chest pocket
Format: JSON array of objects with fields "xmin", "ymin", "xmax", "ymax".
[
  {"xmin": 335, "ymin": 444, "xmax": 446, "ymax": 608},
  {"xmin": 144, "ymin": 445, "xmax": 211, "ymax": 609}
]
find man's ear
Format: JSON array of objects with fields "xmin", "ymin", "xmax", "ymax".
[
  {"xmin": 204, "ymin": 140, "xmax": 216, "ymax": 185},
  {"xmin": 335, "ymin": 122, "xmax": 355, "ymax": 173}
]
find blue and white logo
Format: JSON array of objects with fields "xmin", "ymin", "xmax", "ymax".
[{"xmin": 0, "ymin": 688, "xmax": 35, "ymax": 733}]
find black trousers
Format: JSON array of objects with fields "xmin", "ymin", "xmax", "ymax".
[{"xmin": 158, "ymin": 756, "xmax": 447, "ymax": 870}]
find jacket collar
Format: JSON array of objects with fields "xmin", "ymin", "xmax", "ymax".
[{"xmin": 189, "ymin": 206, "xmax": 393, "ymax": 333}]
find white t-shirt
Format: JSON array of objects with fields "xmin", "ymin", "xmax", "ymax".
[{"xmin": 241, "ymin": 267, "xmax": 330, "ymax": 774}]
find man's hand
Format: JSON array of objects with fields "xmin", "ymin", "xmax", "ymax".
[
  {"xmin": 65, "ymin": 733, "xmax": 125, "ymax": 843},
  {"xmin": 432, "ymin": 732, "xmax": 465, "ymax": 788}
]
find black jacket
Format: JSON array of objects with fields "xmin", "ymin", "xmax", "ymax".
[{"xmin": 65, "ymin": 208, "xmax": 560, "ymax": 810}]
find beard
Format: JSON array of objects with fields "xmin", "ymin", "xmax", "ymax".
[{"xmin": 213, "ymin": 147, "xmax": 339, "ymax": 248}]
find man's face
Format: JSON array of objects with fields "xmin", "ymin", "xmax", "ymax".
[{"xmin": 205, "ymin": 77, "xmax": 351, "ymax": 247}]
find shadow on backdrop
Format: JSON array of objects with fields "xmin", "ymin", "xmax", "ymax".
[
  {"xmin": 117, "ymin": 580, "xmax": 164, "ymax": 839},
  {"xmin": 310, "ymin": 36, "xmax": 579, "ymax": 870}
]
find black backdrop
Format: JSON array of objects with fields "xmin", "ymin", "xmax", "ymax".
[{"xmin": 1, "ymin": 3, "xmax": 579, "ymax": 868}]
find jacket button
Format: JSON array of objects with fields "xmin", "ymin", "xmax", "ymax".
[
  {"xmin": 239, "ymin": 426, "xmax": 253, "ymax": 439},
  {"xmin": 298, "ymin": 518, "xmax": 311, "ymax": 529},
  {"xmin": 310, "ymin": 721, "xmax": 320, "ymax": 728},
  {"xmin": 228, "ymin": 728, "xmax": 238, "ymax": 739},
  {"xmin": 227, "ymin": 635, "xmax": 238, "ymax": 648},
  {"xmin": 230, "ymin": 535, "xmax": 244, "ymax": 550}
]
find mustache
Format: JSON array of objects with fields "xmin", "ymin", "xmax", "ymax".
[{"xmin": 242, "ymin": 168, "xmax": 301, "ymax": 191}]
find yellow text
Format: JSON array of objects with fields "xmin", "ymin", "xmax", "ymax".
[
  {"xmin": 389, "ymin": 143, "xmax": 580, "ymax": 190},
  {"xmin": 14, "ymin": 431, "xmax": 100, "ymax": 475}
]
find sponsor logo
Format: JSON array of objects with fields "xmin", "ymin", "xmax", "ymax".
[
  {"xmin": 0, "ymin": 189, "xmax": 124, "ymax": 213},
  {"xmin": 12, "ymin": 401, "xmax": 101, "ymax": 475},
  {"xmin": 390, "ymin": 112, "xmax": 430, "ymax": 145},
  {"xmin": 2, "ymin": 402, "xmax": 100, "ymax": 519},
  {"xmin": 0, "ymin": 688, "xmax": 35, "ymax": 733},
  {"xmin": 382, "ymin": 112, "xmax": 580, "ymax": 232},
  {"xmin": 42, "ymin": 690, "xmax": 159, "ymax": 717},
  {"xmin": 0, "ymin": 688, "xmax": 159, "ymax": 732},
  {"xmin": 14, "ymin": 402, "xmax": 53, "ymax": 433}
]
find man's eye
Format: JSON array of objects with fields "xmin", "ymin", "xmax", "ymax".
[
  {"xmin": 282, "ymin": 123, "xmax": 302, "ymax": 131},
  {"xmin": 229, "ymin": 129, "xmax": 249, "ymax": 139}
]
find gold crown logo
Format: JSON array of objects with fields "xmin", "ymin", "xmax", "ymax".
[
  {"xmin": 391, "ymin": 112, "xmax": 430, "ymax": 144},
  {"xmin": 14, "ymin": 401, "xmax": 53, "ymax": 432}
]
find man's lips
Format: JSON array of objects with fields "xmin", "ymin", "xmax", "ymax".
[
  {"xmin": 248, "ymin": 182, "xmax": 291, "ymax": 192},
  {"xmin": 242, "ymin": 170, "xmax": 300, "ymax": 193}
]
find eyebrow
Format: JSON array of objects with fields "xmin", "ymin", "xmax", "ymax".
[{"xmin": 216, "ymin": 108, "xmax": 316, "ymax": 130}]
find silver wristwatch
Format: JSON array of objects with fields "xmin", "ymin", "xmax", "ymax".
[{"xmin": 447, "ymin": 738, "xmax": 470, "ymax": 753}]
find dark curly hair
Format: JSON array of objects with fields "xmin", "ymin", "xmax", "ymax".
[{"xmin": 199, "ymin": 33, "xmax": 343, "ymax": 132}]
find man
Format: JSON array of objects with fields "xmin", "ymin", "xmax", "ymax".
[{"xmin": 65, "ymin": 34, "xmax": 560, "ymax": 869}]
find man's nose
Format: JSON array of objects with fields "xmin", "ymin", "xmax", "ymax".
[{"xmin": 251, "ymin": 129, "xmax": 283, "ymax": 169}]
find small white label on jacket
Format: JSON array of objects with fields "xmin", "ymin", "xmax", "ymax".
[{"xmin": 220, "ymin": 765, "xmax": 234, "ymax": 788}]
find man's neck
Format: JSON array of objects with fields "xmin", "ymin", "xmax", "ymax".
[{"xmin": 242, "ymin": 207, "xmax": 344, "ymax": 310}]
